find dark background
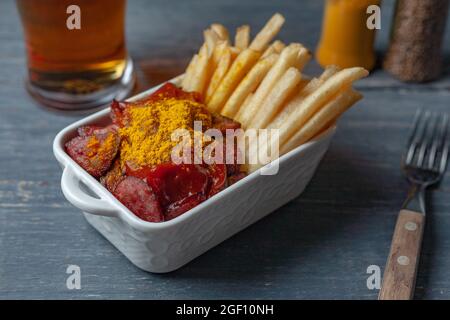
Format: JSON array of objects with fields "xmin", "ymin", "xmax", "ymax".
[{"xmin": 1, "ymin": 0, "xmax": 449, "ymax": 299}]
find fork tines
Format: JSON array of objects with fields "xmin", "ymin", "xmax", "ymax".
[{"xmin": 405, "ymin": 109, "xmax": 449, "ymax": 173}]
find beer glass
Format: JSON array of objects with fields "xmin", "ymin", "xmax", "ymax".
[{"xmin": 16, "ymin": 0, "xmax": 135, "ymax": 110}]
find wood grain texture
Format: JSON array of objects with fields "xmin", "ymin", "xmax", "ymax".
[
  {"xmin": 379, "ymin": 210, "xmax": 425, "ymax": 300},
  {"xmin": 0, "ymin": 0, "xmax": 450, "ymax": 299}
]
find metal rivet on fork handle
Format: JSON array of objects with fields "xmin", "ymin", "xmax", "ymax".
[
  {"xmin": 404, "ymin": 222, "xmax": 417, "ymax": 231},
  {"xmin": 397, "ymin": 256, "xmax": 410, "ymax": 266}
]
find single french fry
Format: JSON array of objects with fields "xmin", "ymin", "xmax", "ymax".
[
  {"xmin": 235, "ymin": 93, "xmax": 253, "ymax": 121},
  {"xmin": 207, "ymin": 48, "xmax": 261, "ymax": 113},
  {"xmin": 185, "ymin": 54, "xmax": 198, "ymax": 75},
  {"xmin": 301, "ymin": 66, "xmax": 339, "ymax": 94},
  {"xmin": 268, "ymin": 66, "xmax": 339, "ymax": 129},
  {"xmin": 281, "ymin": 89, "xmax": 363, "ymax": 154},
  {"xmin": 249, "ymin": 13, "xmax": 285, "ymax": 52},
  {"xmin": 210, "ymin": 41, "xmax": 228, "ymax": 67},
  {"xmin": 201, "ymin": 36, "xmax": 227, "ymax": 92},
  {"xmin": 273, "ymin": 40, "xmax": 286, "ymax": 53},
  {"xmin": 261, "ymin": 40, "xmax": 285, "ymax": 58},
  {"xmin": 170, "ymin": 74, "xmax": 186, "ymax": 89},
  {"xmin": 182, "ymin": 54, "xmax": 199, "ymax": 90},
  {"xmin": 206, "ymin": 47, "xmax": 232, "ymax": 102},
  {"xmin": 236, "ymin": 43, "xmax": 302, "ymax": 127},
  {"xmin": 278, "ymin": 67, "xmax": 369, "ymax": 146},
  {"xmin": 211, "ymin": 23, "xmax": 230, "ymax": 43},
  {"xmin": 248, "ymin": 67, "xmax": 302, "ymax": 129},
  {"xmin": 320, "ymin": 65, "xmax": 341, "ymax": 81},
  {"xmin": 235, "ymin": 25, "xmax": 250, "ymax": 50},
  {"xmin": 221, "ymin": 53, "xmax": 278, "ymax": 118},
  {"xmin": 204, "ymin": 29, "xmax": 219, "ymax": 55},
  {"xmin": 186, "ymin": 43, "xmax": 213, "ymax": 95},
  {"xmin": 294, "ymin": 47, "xmax": 312, "ymax": 71}
]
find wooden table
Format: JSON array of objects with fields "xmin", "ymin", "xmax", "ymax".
[{"xmin": 1, "ymin": 0, "xmax": 449, "ymax": 299}]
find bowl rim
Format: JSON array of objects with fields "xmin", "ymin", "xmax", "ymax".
[{"xmin": 53, "ymin": 79, "xmax": 336, "ymax": 231}]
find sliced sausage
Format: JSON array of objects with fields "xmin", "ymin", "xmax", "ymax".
[
  {"xmin": 100, "ymin": 159, "xmax": 125, "ymax": 193},
  {"xmin": 211, "ymin": 113, "xmax": 241, "ymax": 134},
  {"xmin": 165, "ymin": 193, "xmax": 205, "ymax": 221},
  {"xmin": 65, "ymin": 126, "xmax": 120, "ymax": 178},
  {"xmin": 113, "ymin": 176, "xmax": 164, "ymax": 223}
]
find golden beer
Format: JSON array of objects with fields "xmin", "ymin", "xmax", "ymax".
[{"xmin": 16, "ymin": 0, "xmax": 134, "ymax": 109}]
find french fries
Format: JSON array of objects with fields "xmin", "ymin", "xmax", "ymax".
[
  {"xmin": 204, "ymin": 29, "xmax": 220, "ymax": 55},
  {"xmin": 236, "ymin": 44, "xmax": 307, "ymax": 127},
  {"xmin": 262, "ymin": 40, "xmax": 285, "ymax": 58},
  {"xmin": 207, "ymin": 48, "xmax": 261, "ymax": 112},
  {"xmin": 181, "ymin": 54, "xmax": 199, "ymax": 90},
  {"xmin": 248, "ymin": 67, "xmax": 301, "ymax": 129},
  {"xmin": 236, "ymin": 93, "xmax": 254, "ymax": 120},
  {"xmin": 235, "ymin": 25, "xmax": 250, "ymax": 50},
  {"xmin": 281, "ymin": 89, "xmax": 363, "ymax": 154},
  {"xmin": 206, "ymin": 46, "xmax": 232, "ymax": 102},
  {"xmin": 187, "ymin": 43, "xmax": 214, "ymax": 94},
  {"xmin": 294, "ymin": 47, "xmax": 312, "ymax": 70},
  {"xmin": 319, "ymin": 65, "xmax": 340, "ymax": 81},
  {"xmin": 266, "ymin": 78, "xmax": 320, "ymax": 130},
  {"xmin": 221, "ymin": 53, "xmax": 278, "ymax": 118},
  {"xmin": 278, "ymin": 67, "xmax": 369, "ymax": 146},
  {"xmin": 268, "ymin": 66, "xmax": 339, "ymax": 129},
  {"xmin": 249, "ymin": 13, "xmax": 285, "ymax": 51},
  {"xmin": 211, "ymin": 23, "xmax": 230, "ymax": 43},
  {"xmin": 181, "ymin": 14, "xmax": 369, "ymax": 173}
]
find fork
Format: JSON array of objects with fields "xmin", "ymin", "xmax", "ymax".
[{"xmin": 379, "ymin": 110, "xmax": 449, "ymax": 300}]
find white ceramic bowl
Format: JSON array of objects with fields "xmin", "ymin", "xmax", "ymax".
[{"xmin": 53, "ymin": 78, "xmax": 336, "ymax": 273}]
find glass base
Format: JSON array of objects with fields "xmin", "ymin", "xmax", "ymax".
[{"xmin": 26, "ymin": 57, "xmax": 136, "ymax": 111}]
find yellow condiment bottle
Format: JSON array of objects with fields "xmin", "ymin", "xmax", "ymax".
[{"xmin": 316, "ymin": 0, "xmax": 381, "ymax": 71}]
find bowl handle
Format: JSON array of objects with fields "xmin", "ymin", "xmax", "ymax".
[{"xmin": 61, "ymin": 166, "xmax": 117, "ymax": 217}]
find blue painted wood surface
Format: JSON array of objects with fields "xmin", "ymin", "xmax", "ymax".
[{"xmin": 0, "ymin": 0, "xmax": 449, "ymax": 299}]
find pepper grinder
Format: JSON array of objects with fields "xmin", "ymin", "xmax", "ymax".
[{"xmin": 383, "ymin": 0, "xmax": 449, "ymax": 82}]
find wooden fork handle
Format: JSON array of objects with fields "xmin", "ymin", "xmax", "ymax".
[{"xmin": 379, "ymin": 209, "xmax": 425, "ymax": 300}]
